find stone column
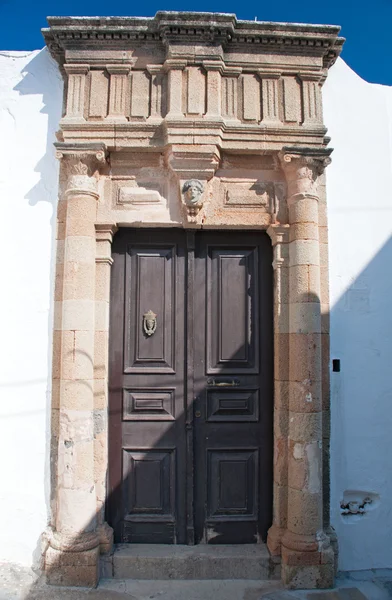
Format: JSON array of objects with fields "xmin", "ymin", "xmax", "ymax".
[
  {"xmin": 279, "ymin": 148, "xmax": 334, "ymax": 589},
  {"xmin": 45, "ymin": 143, "xmax": 107, "ymax": 588},
  {"xmin": 266, "ymin": 225, "xmax": 290, "ymax": 558}
]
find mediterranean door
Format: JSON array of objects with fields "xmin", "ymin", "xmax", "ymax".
[{"xmin": 108, "ymin": 229, "xmax": 273, "ymax": 545}]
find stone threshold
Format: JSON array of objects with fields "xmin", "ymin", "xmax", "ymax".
[{"xmin": 100, "ymin": 543, "xmax": 281, "ymax": 581}]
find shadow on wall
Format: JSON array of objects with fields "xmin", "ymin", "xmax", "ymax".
[
  {"xmin": 14, "ymin": 48, "xmax": 63, "ymax": 208},
  {"xmin": 13, "ymin": 47, "xmax": 63, "ymax": 570},
  {"xmin": 330, "ymin": 235, "xmax": 392, "ymax": 570}
]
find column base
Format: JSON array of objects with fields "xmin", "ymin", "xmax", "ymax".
[
  {"xmin": 98, "ymin": 521, "xmax": 114, "ymax": 554},
  {"xmin": 45, "ymin": 545, "xmax": 100, "ymax": 587},
  {"xmin": 281, "ymin": 530, "xmax": 335, "ymax": 589},
  {"xmin": 45, "ymin": 531, "xmax": 100, "ymax": 587},
  {"xmin": 267, "ymin": 523, "xmax": 285, "ymax": 556},
  {"xmin": 282, "ymin": 562, "xmax": 334, "ymax": 589}
]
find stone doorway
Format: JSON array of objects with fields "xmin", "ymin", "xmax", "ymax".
[{"xmin": 43, "ymin": 11, "xmax": 343, "ymax": 590}]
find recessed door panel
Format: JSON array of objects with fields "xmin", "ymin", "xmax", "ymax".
[
  {"xmin": 207, "ymin": 247, "xmax": 259, "ymax": 373},
  {"xmin": 124, "ymin": 245, "xmax": 175, "ymax": 373}
]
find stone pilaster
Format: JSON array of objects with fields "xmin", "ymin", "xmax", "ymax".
[
  {"xmin": 203, "ymin": 61, "xmax": 222, "ymax": 119},
  {"xmin": 259, "ymin": 72, "xmax": 281, "ymax": 124},
  {"xmin": 164, "ymin": 59, "xmax": 187, "ymax": 119},
  {"xmin": 299, "ymin": 74, "xmax": 323, "ymax": 126},
  {"xmin": 63, "ymin": 64, "xmax": 90, "ymax": 120},
  {"xmin": 46, "ymin": 143, "xmax": 107, "ymax": 587},
  {"xmin": 94, "ymin": 223, "xmax": 117, "ymax": 555},
  {"xmin": 279, "ymin": 148, "xmax": 334, "ymax": 589},
  {"xmin": 266, "ymin": 225, "xmax": 290, "ymax": 558},
  {"xmin": 106, "ymin": 64, "xmax": 133, "ymax": 121}
]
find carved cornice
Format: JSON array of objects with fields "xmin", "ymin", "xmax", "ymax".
[{"xmin": 43, "ymin": 12, "xmax": 344, "ymax": 68}]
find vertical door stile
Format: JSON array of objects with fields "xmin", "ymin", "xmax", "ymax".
[{"xmin": 186, "ymin": 231, "xmax": 195, "ymax": 544}]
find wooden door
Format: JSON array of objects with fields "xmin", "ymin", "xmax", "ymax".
[
  {"xmin": 108, "ymin": 229, "xmax": 187, "ymax": 543},
  {"xmin": 108, "ymin": 229, "xmax": 272, "ymax": 544},
  {"xmin": 193, "ymin": 232, "xmax": 273, "ymax": 543}
]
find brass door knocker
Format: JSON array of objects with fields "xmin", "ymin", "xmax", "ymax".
[{"xmin": 143, "ymin": 310, "xmax": 157, "ymax": 336}]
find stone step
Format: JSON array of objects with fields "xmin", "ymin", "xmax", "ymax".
[{"xmin": 101, "ymin": 544, "xmax": 280, "ymax": 581}]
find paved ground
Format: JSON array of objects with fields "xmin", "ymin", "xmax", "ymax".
[{"xmin": 1, "ymin": 563, "xmax": 392, "ymax": 600}]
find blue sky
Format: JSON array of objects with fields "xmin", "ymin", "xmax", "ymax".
[{"xmin": 1, "ymin": 0, "xmax": 391, "ymax": 85}]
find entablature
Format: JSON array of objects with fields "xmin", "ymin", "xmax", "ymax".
[{"xmin": 43, "ymin": 11, "xmax": 343, "ymax": 153}]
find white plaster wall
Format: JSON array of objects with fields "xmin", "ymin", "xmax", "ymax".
[
  {"xmin": 324, "ymin": 58, "xmax": 392, "ymax": 571},
  {"xmin": 0, "ymin": 47, "xmax": 391, "ymax": 574},
  {"xmin": 0, "ymin": 49, "xmax": 62, "ymax": 566}
]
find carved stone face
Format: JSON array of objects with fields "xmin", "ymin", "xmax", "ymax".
[{"xmin": 182, "ymin": 179, "xmax": 204, "ymax": 205}]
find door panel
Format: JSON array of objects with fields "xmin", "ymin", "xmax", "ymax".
[
  {"xmin": 109, "ymin": 229, "xmax": 186, "ymax": 544},
  {"xmin": 108, "ymin": 229, "xmax": 272, "ymax": 545},
  {"xmin": 207, "ymin": 246, "xmax": 259, "ymax": 373},
  {"xmin": 124, "ymin": 245, "xmax": 176, "ymax": 373},
  {"xmin": 194, "ymin": 232, "xmax": 273, "ymax": 544}
]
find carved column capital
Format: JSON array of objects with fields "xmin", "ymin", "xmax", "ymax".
[
  {"xmin": 279, "ymin": 147, "xmax": 332, "ymax": 198},
  {"xmin": 55, "ymin": 142, "xmax": 108, "ymax": 197}
]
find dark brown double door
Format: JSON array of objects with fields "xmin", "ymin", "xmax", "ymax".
[{"xmin": 108, "ymin": 229, "xmax": 273, "ymax": 545}]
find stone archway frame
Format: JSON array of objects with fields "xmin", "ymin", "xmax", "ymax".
[{"xmin": 42, "ymin": 11, "xmax": 344, "ymax": 591}]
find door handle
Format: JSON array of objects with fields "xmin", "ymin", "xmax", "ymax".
[{"xmin": 207, "ymin": 378, "xmax": 240, "ymax": 387}]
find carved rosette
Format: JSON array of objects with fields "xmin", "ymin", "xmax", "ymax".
[
  {"xmin": 279, "ymin": 148, "xmax": 332, "ymax": 198},
  {"xmin": 55, "ymin": 142, "xmax": 108, "ymax": 197}
]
